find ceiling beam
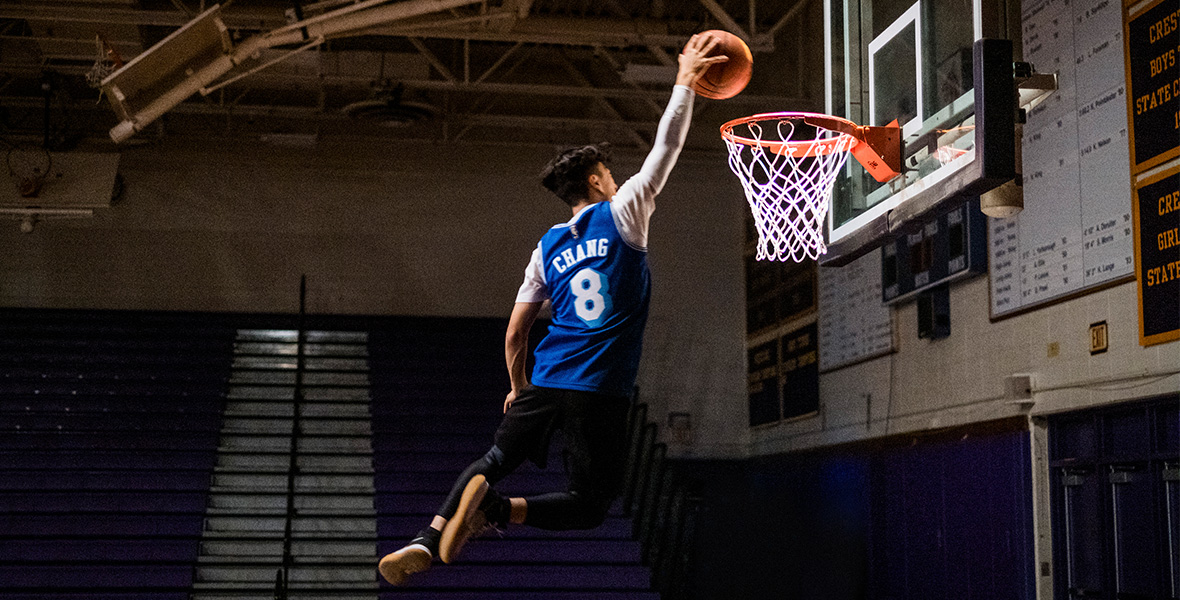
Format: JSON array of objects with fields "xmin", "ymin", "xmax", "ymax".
[
  {"xmin": 407, "ymin": 37, "xmax": 457, "ymax": 82},
  {"xmin": 0, "ymin": 64, "xmax": 804, "ymax": 106},
  {"xmin": 766, "ymin": 0, "xmax": 812, "ymax": 39},
  {"xmin": 646, "ymin": 46, "xmax": 677, "ymax": 67},
  {"xmin": 594, "ymin": 0, "xmax": 678, "ymax": 69},
  {"xmin": 0, "ymin": 5, "xmax": 699, "ymax": 50},
  {"xmin": 367, "ymin": 78, "xmax": 804, "ymax": 106},
  {"xmin": 501, "ymin": 0, "xmax": 536, "ymax": 19},
  {"xmin": 355, "ymin": 15, "xmax": 690, "ymax": 48},
  {"xmin": 474, "ymin": 41, "xmax": 522, "ymax": 84},
  {"xmin": 592, "ymin": 46, "xmax": 665, "ymax": 118},
  {"xmin": 0, "ymin": 4, "xmax": 284, "ymax": 29},
  {"xmin": 452, "ymin": 42, "xmax": 532, "ymax": 141},
  {"xmin": 553, "ymin": 49, "xmax": 648, "ymax": 148},
  {"xmin": 0, "ymin": 94, "xmax": 667, "ymax": 131},
  {"xmin": 695, "ymin": 0, "xmax": 750, "ymax": 41},
  {"xmin": 168, "ymin": 0, "xmax": 196, "ymax": 19}
]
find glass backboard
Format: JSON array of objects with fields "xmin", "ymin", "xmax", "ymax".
[{"xmin": 823, "ymin": 0, "xmax": 1021, "ymax": 265}]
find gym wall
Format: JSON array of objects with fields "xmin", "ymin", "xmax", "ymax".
[{"xmin": 0, "ymin": 137, "xmax": 751, "ymax": 457}]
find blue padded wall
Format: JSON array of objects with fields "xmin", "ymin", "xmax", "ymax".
[{"xmin": 673, "ymin": 417, "xmax": 1035, "ymax": 600}]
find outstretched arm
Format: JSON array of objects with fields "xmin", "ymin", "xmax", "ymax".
[
  {"xmin": 504, "ymin": 301, "xmax": 543, "ymax": 413},
  {"xmin": 612, "ymin": 33, "xmax": 728, "ymax": 248}
]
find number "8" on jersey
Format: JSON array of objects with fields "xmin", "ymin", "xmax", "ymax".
[{"xmin": 570, "ymin": 268, "xmax": 613, "ymax": 327}]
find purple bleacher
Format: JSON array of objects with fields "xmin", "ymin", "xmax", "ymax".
[
  {"xmin": 0, "ymin": 309, "xmax": 236, "ymax": 597},
  {"xmin": 0, "ymin": 470, "xmax": 214, "ymax": 491},
  {"xmin": 0, "ymin": 539, "xmax": 199, "ymax": 561},
  {"xmin": 1, "ymin": 363, "xmax": 230, "ymax": 382},
  {"xmin": 0, "ymin": 514, "xmax": 206, "ymax": 536},
  {"xmin": 378, "ymin": 594, "xmax": 657, "ymax": 600},
  {"xmin": 0, "ymin": 396, "xmax": 224, "ymax": 413},
  {"xmin": 0, "ymin": 380, "xmax": 227, "ymax": 396},
  {"xmin": 0, "ymin": 449, "xmax": 217, "ymax": 469},
  {"xmin": 0, "ymin": 565, "xmax": 194, "ymax": 588},
  {"xmin": 0, "ymin": 431, "xmax": 221, "ymax": 450},
  {"xmin": 4, "ymin": 595, "xmax": 188, "ymax": 600},
  {"xmin": 4, "ymin": 412, "xmax": 223, "ymax": 432},
  {"xmin": 0, "ymin": 349, "xmax": 229, "ymax": 369},
  {"xmin": 400, "ymin": 564, "xmax": 652, "ymax": 589},
  {"xmin": 368, "ymin": 322, "xmax": 656, "ymax": 599},
  {"xmin": 0, "ymin": 491, "xmax": 209, "ymax": 512}
]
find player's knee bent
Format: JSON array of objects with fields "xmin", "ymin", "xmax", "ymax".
[
  {"xmin": 482, "ymin": 446, "xmax": 505, "ymax": 468},
  {"xmin": 452, "ymin": 446, "xmax": 510, "ymax": 491},
  {"xmin": 476, "ymin": 445, "xmax": 511, "ymax": 480}
]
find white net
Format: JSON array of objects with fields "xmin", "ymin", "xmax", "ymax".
[
  {"xmin": 85, "ymin": 35, "xmax": 120, "ymax": 90},
  {"xmin": 85, "ymin": 59, "xmax": 117, "ymax": 89},
  {"xmin": 723, "ymin": 115, "xmax": 856, "ymax": 262}
]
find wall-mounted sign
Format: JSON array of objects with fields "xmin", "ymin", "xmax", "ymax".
[
  {"xmin": 780, "ymin": 323, "xmax": 819, "ymax": 421},
  {"xmin": 1124, "ymin": 0, "xmax": 1180, "ymax": 174},
  {"xmin": 1132, "ymin": 165, "xmax": 1180, "ymax": 346},
  {"xmin": 748, "ymin": 339, "xmax": 781, "ymax": 427}
]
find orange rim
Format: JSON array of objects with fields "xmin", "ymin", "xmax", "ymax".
[{"xmin": 720, "ymin": 111, "xmax": 860, "ymax": 157}]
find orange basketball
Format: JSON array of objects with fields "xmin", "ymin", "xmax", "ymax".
[{"xmin": 689, "ymin": 30, "xmax": 753, "ymax": 100}]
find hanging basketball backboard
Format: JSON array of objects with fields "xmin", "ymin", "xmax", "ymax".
[{"xmin": 821, "ymin": 0, "xmax": 1033, "ymax": 266}]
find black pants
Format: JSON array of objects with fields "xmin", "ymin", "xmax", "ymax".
[{"xmin": 435, "ymin": 385, "xmax": 631, "ymax": 530}]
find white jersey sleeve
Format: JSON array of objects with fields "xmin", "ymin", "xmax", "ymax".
[
  {"xmin": 611, "ymin": 85, "xmax": 695, "ymax": 250},
  {"xmin": 515, "ymin": 241, "xmax": 548, "ymax": 303}
]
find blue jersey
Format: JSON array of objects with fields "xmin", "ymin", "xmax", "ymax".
[{"xmin": 530, "ymin": 201, "xmax": 650, "ymax": 396}]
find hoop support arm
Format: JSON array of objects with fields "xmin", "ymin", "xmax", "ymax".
[
  {"xmin": 802, "ymin": 116, "xmax": 900, "ymax": 183},
  {"xmin": 849, "ymin": 124, "xmax": 902, "ymax": 183}
]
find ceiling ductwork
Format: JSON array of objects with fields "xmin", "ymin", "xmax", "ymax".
[
  {"xmin": 342, "ymin": 82, "xmax": 438, "ymax": 127},
  {"xmin": 0, "ymin": 0, "xmax": 817, "ymax": 150},
  {"xmin": 100, "ymin": 0, "xmax": 487, "ymax": 142}
]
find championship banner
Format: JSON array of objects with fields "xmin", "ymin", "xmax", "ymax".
[
  {"xmin": 780, "ymin": 323, "xmax": 819, "ymax": 421},
  {"xmin": 1132, "ymin": 166, "xmax": 1180, "ymax": 346},
  {"xmin": 748, "ymin": 339, "xmax": 781, "ymax": 427},
  {"xmin": 1125, "ymin": 0, "xmax": 1180, "ymax": 345},
  {"xmin": 1124, "ymin": 0, "xmax": 1179, "ymax": 174}
]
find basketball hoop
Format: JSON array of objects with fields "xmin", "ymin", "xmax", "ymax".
[
  {"xmin": 721, "ymin": 112, "xmax": 902, "ymax": 262},
  {"xmin": 85, "ymin": 34, "xmax": 124, "ymax": 90}
]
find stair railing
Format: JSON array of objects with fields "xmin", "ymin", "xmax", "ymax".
[
  {"xmin": 274, "ymin": 276, "xmax": 309, "ymax": 600},
  {"xmin": 622, "ymin": 395, "xmax": 703, "ymax": 600}
]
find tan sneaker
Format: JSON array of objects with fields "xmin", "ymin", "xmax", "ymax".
[
  {"xmin": 378, "ymin": 543, "xmax": 432, "ymax": 585},
  {"xmin": 438, "ymin": 474, "xmax": 491, "ymax": 563}
]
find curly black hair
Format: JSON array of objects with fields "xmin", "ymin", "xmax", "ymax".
[{"xmin": 539, "ymin": 143, "xmax": 612, "ymax": 206}]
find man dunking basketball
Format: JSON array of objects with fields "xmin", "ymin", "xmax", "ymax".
[{"xmin": 378, "ymin": 32, "xmax": 728, "ymax": 585}]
